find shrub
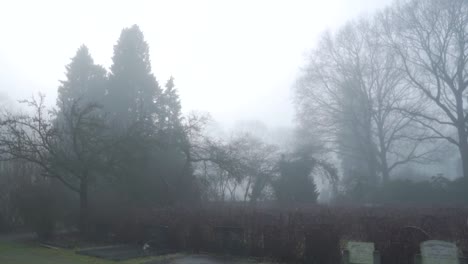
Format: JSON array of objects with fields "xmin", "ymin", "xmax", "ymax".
[
  {"xmin": 12, "ymin": 180, "xmax": 62, "ymax": 240},
  {"xmin": 0, "ymin": 212, "xmax": 7, "ymax": 233}
]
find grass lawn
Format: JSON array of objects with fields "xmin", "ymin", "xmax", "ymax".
[{"xmin": 0, "ymin": 241, "xmax": 177, "ymax": 264}]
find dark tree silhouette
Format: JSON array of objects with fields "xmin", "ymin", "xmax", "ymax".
[
  {"xmin": 107, "ymin": 24, "xmax": 161, "ymax": 126},
  {"xmin": 273, "ymin": 153, "xmax": 319, "ymax": 204},
  {"xmin": 57, "ymin": 45, "xmax": 107, "ymax": 112},
  {"xmin": 0, "ymin": 96, "xmax": 114, "ymax": 233}
]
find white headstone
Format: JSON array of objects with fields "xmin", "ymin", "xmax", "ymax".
[
  {"xmin": 347, "ymin": 241, "xmax": 375, "ymax": 264},
  {"xmin": 421, "ymin": 240, "xmax": 459, "ymax": 264}
]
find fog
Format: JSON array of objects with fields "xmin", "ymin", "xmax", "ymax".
[
  {"xmin": 2, "ymin": 1, "xmax": 468, "ymax": 263},
  {"xmin": 0, "ymin": 0, "xmax": 392, "ymax": 128}
]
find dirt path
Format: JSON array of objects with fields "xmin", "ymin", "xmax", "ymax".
[
  {"xmin": 144, "ymin": 255, "xmax": 267, "ymax": 264},
  {"xmin": 169, "ymin": 255, "xmax": 236, "ymax": 264}
]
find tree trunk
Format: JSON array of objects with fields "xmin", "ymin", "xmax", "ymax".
[
  {"xmin": 79, "ymin": 175, "xmax": 88, "ymax": 234},
  {"xmin": 381, "ymin": 158, "xmax": 390, "ymax": 184},
  {"xmin": 379, "ymin": 147, "xmax": 390, "ymax": 184},
  {"xmin": 460, "ymin": 147, "xmax": 468, "ymax": 178},
  {"xmin": 244, "ymin": 178, "xmax": 252, "ymax": 202},
  {"xmin": 458, "ymin": 128, "xmax": 468, "ymax": 178},
  {"xmin": 456, "ymin": 94, "xmax": 468, "ymax": 178},
  {"xmin": 377, "ymin": 124, "xmax": 390, "ymax": 184}
]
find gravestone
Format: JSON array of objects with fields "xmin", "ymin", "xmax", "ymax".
[
  {"xmin": 414, "ymin": 240, "xmax": 466, "ymax": 264},
  {"xmin": 342, "ymin": 241, "xmax": 380, "ymax": 264}
]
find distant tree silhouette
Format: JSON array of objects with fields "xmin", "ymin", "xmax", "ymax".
[
  {"xmin": 380, "ymin": 0, "xmax": 468, "ymax": 178},
  {"xmin": 107, "ymin": 24, "xmax": 161, "ymax": 126},
  {"xmin": 273, "ymin": 153, "xmax": 319, "ymax": 204},
  {"xmin": 160, "ymin": 76, "xmax": 182, "ymax": 131},
  {"xmin": 57, "ymin": 45, "xmax": 107, "ymax": 113},
  {"xmin": 103, "ymin": 25, "xmax": 199, "ymax": 206},
  {"xmin": 296, "ymin": 17, "xmax": 435, "ymax": 191}
]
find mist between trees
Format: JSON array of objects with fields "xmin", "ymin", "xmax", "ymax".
[{"xmin": 0, "ymin": 0, "xmax": 467, "ymax": 237}]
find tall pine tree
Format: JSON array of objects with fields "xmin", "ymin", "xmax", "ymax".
[
  {"xmin": 104, "ymin": 25, "xmax": 199, "ymax": 206},
  {"xmin": 161, "ymin": 76, "xmax": 182, "ymax": 131},
  {"xmin": 160, "ymin": 77, "xmax": 199, "ymax": 204},
  {"xmin": 57, "ymin": 45, "xmax": 107, "ymax": 112},
  {"xmin": 107, "ymin": 25, "xmax": 161, "ymax": 126}
]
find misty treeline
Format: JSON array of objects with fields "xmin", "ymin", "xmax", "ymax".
[
  {"xmin": 296, "ymin": 0, "xmax": 468, "ymax": 202},
  {"xmin": 0, "ymin": 0, "xmax": 467, "ymax": 238},
  {"xmin": 0, "ymin": 25, "xmax": 328, "ymax": 235}
]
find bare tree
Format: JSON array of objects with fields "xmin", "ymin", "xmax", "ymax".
[
  {"xmin": 194, "ymin": 134, "xmax": 277, "ymax": 202},
  {"xmin": 296, "ymin": 18, "xmax": 431, "ymax": 184},
  {"xmin": 379, "ymin": 0, "xmax": 468, "ymax": 178},
  {"xmin": 178, "ymin": 114, "xmax": 244, "ymax": 201},
  {"xmin": 182, "ymin": 115, "xmax": 280, "ymax": 202},
  {"xmin": 0, "ymin": 95, "xmax": 115, "ymax": 233}
]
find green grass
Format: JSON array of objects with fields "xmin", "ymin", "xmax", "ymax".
[{"xmin": 0, "ymin": 241, "xmax": 178, "ymax": 264}]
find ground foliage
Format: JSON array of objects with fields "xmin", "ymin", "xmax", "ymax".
[{"xmin": 101, "ymin": 204, "xmax": 468, "ymax": 264}]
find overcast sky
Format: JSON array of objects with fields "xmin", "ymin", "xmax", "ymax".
[{"xmin": 0, "ymin": 0, "xmax": 392, "ymax": 128}]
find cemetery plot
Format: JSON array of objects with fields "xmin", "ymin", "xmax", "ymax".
[
  {"xmin": 76, "ymin": 245, "xmax": 152, "ymax": 261},
  {"xmin": 76, "ymin": 245, "xmax": 176, "ymax": 261},
  {"xmin": 77, "ymin": 226, "xmax": 175, "ymax": 261},
  {"xmin": 142, "ymin": 225, "xmax": 173, "ymax": 252}
]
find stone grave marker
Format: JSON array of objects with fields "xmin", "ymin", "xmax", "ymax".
[
  {"xmin": 343, "ymin": 241, "xmax": 380, "ymax": 264},
  {"xmin": 418, "ymin": 240, "xmax": 460, "ymax": 264}
]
